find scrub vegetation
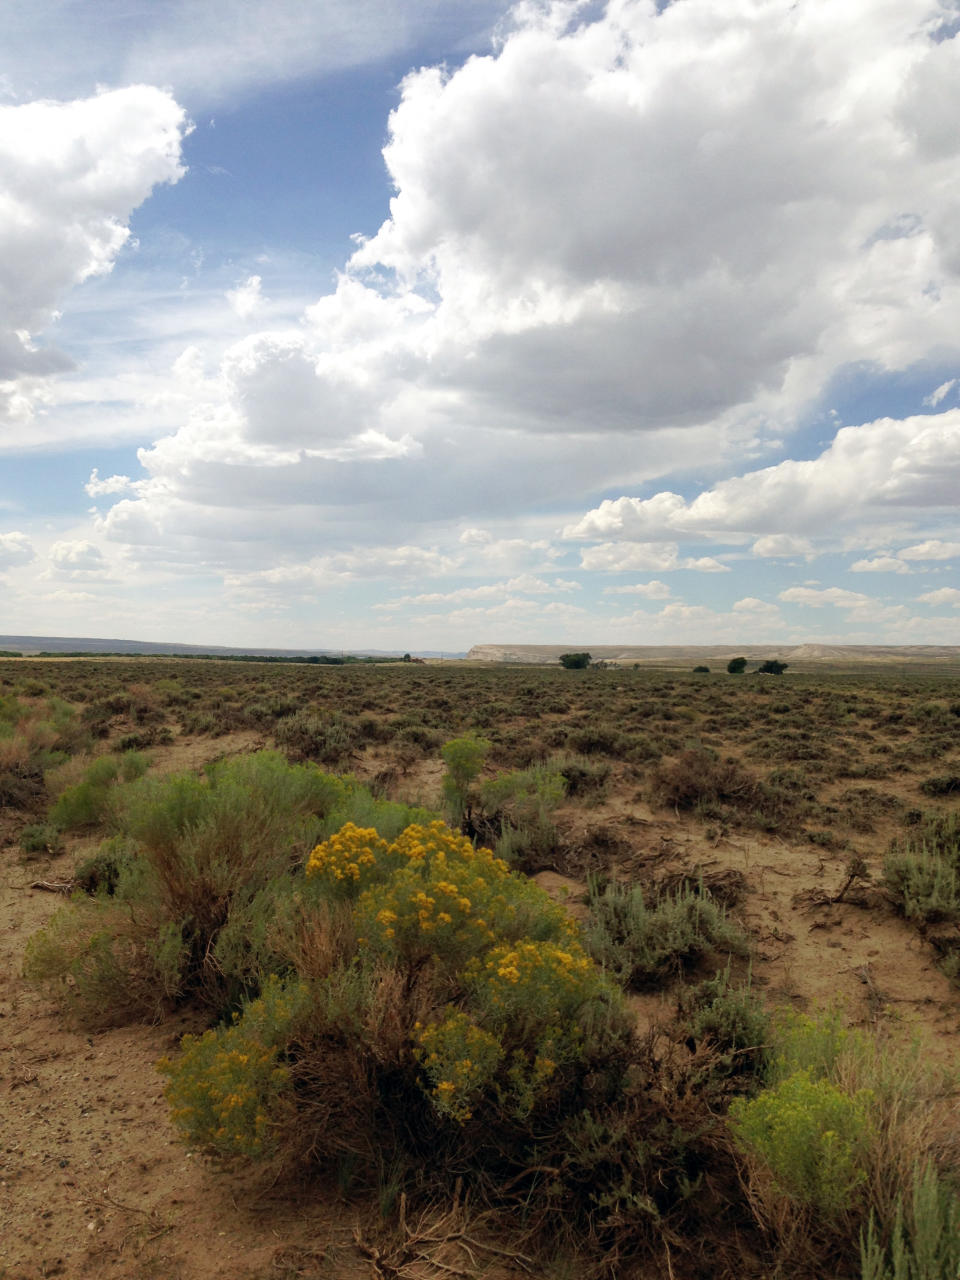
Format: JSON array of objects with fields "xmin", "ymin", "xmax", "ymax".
[{"xmin": 4, "ymin": 653, "xmax": 960, "ymax": 1279}]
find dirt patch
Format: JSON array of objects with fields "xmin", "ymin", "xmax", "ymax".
[{"xmin": 1, "ymin": 845, "xmax": 369, "ymax": 1280}]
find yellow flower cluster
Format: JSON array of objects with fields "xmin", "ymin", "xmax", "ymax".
[
  {"xmin": 331, "ymin": 819, "xmax": 578, "ymax": 966},
  {"xmin": 160, "ymin": 1030, "xmax": 287, "ymax": 1157},
  {"xmin": 305, "ymin": 823, "xmax": 389, "ymax": 895},
  {"xmin": 159, "ymin": 977, "xmax": 308, "ymax": 1158},
  {"xmin": 413, "ymin": 1012, "xmax": 503, "ymax": 1122},
  {"xmin": 390, "ymin": 820, "xmax": 504, "ymax": 869},
  {"xmin": 467, "ymin": 939, "xmax": 600, "ymax": 1023}
]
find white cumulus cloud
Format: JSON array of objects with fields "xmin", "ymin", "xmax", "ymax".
[
  {"xmin": 779, "ymin": 587, "xmax": 873, "ymax": 608},
  {"xmin": 899, "ymin": 539, "xmax": 960, "ymax": 560},
  {"xmin": 567, "ymin": 411, "xmax": 960, "ymax": 546},
  {"xmin": 850, "ymin": 555, "xmax": 911, "ymax": 573},
  {"xmin": 603, "ymin": 580, "xmax": 672, "ymax": 599},
  {"xmin": 917, "ymin": 587, "xmax": 960, "ymax": 606},
  {"xmin": 752, "ymin": 535, "xmax": 816, "ymax": 559},
  {"xmin": 85, "ymin": 469, "xmax": 134, "ymax": 498},
  {"xmin": 0, "ymin": 86, "xmax": 188, "ymax": 421},
  {"xmin": 47, "ymin": 540, "xmax": 109, "ymax": 576},
  {"xmin": 226, "ymin": 276, "xmax": 264, "ymax": 319},
  {"xmin": 0, "ymin": 531, "xmax": 35, "ymax": 569}
]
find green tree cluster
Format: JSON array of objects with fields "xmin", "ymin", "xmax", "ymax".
[{"xmin": 559, "ymin": 652, "xmax": 591, "ymax": 669}]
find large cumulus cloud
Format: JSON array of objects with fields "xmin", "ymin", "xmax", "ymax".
[
  {"xmin": 566, "ymin": 410, "xmax": 960, "ymax": 544},
  {"xmin": 0, "ymin": 86, "xmax": 188, "ymax": 423},
  {"xmin": 86, "ymin": 0, "xmax": 960, "ymax": 579}
]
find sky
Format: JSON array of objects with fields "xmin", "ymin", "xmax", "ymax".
[{"xmin": 1, "ymin": 0, "xmax": 960, "ymax": 652}]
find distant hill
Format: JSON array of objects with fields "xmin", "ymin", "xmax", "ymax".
[
  {"xmin": 466, "ymin": 643, "xmax": 960, "ymax": 667},
  {"xmin": 0, "ymin": 635, "xmax": 463, "ymax": 660}
]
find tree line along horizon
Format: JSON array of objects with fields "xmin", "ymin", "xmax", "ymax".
[{"xmin": 560, "ymin": 652, "xmax": 788, "ymax": 674}]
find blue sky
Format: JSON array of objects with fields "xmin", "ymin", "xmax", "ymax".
[{"xmin": 2, "ymin": 0, "xmax": 960, "ymax": 650}]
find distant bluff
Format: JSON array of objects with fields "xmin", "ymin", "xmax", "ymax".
[{"xmin": 465, "ymin": 643, "xmax": 960, "ymax": 666}]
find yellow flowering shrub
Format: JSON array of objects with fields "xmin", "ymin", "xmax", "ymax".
[
  {"xmin": 159, "ymin": 976, "xmax": 310, "ymax": 1157},
  {"xmin": 467, "ymin": 940, "xmax": 602, "ymax": 1024},
  {"xmin": 351, "ymin": 820, "xmax": 577, "ymax": 966},
  {"xmin": 413, "ymin": 1012, "xmax": 503, "ymax": 1121},
  {"xmin": 305, "ymin": 822, "xmax": 390, "ymax": 898},
  {"xmin": 163, "ymin": 820, "xmax": 622, "ymax": 1156},
  {"xmin": 460, "ymin": 940, "xmax": 616, "ymax": 1118}
]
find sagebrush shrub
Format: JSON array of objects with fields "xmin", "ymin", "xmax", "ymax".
[
  {"xmin": 440, "ymin": 735, "xmax": 489, "ymax": 825},
  {"xmin": 24, "ymin": 899, "xmax": 186, "ymax": 1027},
  {"xmin": 583, "ymin": 877, "xmax": 748, "ymax": 988},
  {"xmin": 860, "ymin": 1161, "xmax": 960, "ymax": 1280},
  {"xmin": 26, "ymin": 753, "xmax": 355, "ymax": 1017},
  {"xmin": 677, "ymin": 967, "xmax": 770, "ymax": 1080},
  {"xmin": 275, "ymin": 709, "xmax": 357, "ymax": 766},
  {"xmin": 885, "ymin": 817, "xmax": 960, "ymax": 926},
  {"xmin": 49, "ymin": 750, "xmax": 149, "ymax": 831}
]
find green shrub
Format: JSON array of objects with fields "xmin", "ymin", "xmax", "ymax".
[
  {"xmin": 26, "ymin": 753, "xmax": 353, "ymax": 1019},
  {"xmin": 440, "ymin": 735, "xmax": 489, "ymax": 826},
  {"xmin": 73, "ymin": 835, "xmax": 141, "ymax": 896},
  {"xmin": 476, "ymin": 762, "xmax": 566, "ymax": 870},
  {"xmin": 677, "ymin": 967, "xmax": 770, "ymax": 1081},
  {"xmin": 555, "ymin": 753, "xmax": 611, "ymax": 799},
  {"xmin": 760, "ymin": 1008, "xmax": 960, "ymax": 1260},
  {"xmin": 649, "ymin": 748, "xmax": 810, "ymax": 831},
  {"xmin": 113, "ymin": 753, "xmax": 345, "ymax": 999},
  {"xmin": 919, "ymin": 775, "xmax": 960, "ymax": 798},
  {"xmin": 317, "ymin": 786, "xmax": 438, "ymax": 844},
  {"xmin": 275, "ymin": 709, "xmax": 357, "ymax": 766},
  {"xmin": 478, "ymin": 762, "xmax": 565, "ymax": 822},
  {"xmin": 566, "ymin": 724, "xmax": 620, "ymax": 755},
  {"xmin": 860, "ymin": 1162, "xmax": 960, "ymax": 1280},
  {"xmin": 161, "ymin": 818, "xmax": 673, "ymax": 1249},
  {"xmin": 583, "ymin": 878, "xmax": 748, "ymax": 988},
  {"xmin": 0, "ymin": 695, "xmax": 88, "ymax": 808},
  {"xmin": 730, "ymin": 1069, "xmax": 875, "ymax": 1219},
  {"xmin": 884, "ymin": 819, "xmax": 960, "ymax": 925},
  {"xmin": 23, "ymin": 899, "xmax": 186, "ymax": 1027},
  {"xmin": 649, "ymin": 749, "xmax": 760, "ymax": 813},
  {"xmin": 49, "ymin": 751, "xmax": 149, "ymax": 831},
  {"xmin": 18, "ymin": 823, "xmax": 64, "ymax": 858}
]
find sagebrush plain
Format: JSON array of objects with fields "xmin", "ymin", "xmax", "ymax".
[{"xmin": 3, "ymin": 654, "xmax": 960, "ymax": 1280}]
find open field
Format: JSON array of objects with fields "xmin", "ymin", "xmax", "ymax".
[{"xmin": 2, "ymin": 655, "xmax": 960, "ymax": 1279}]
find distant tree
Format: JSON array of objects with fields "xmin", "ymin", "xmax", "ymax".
[
  {"xmin": 758, "ymin": 659, "xmax": 788, "ymax": 675},
  {"xmin": 402, "ymin": 653, "xmax": 412, "ymax": 663},
  {"xmin": 693, "ymin": 665, "xmax": 710, "ymax": 673},
  {"xmin": 559, "ymin": 652, "xmax": 592, "ymax": 670},
  {"xmin": 726, "ymin": 657, "xmax": 748, "ymax": 674}
]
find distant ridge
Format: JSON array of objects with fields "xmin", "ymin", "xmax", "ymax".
[
  {"xmin": 0, "ymin": 635, "xmax": 461, "ymax": 660},
  {"xmin": 466, "ymin": 643, "xmax": 960, "ymax": 666}
]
